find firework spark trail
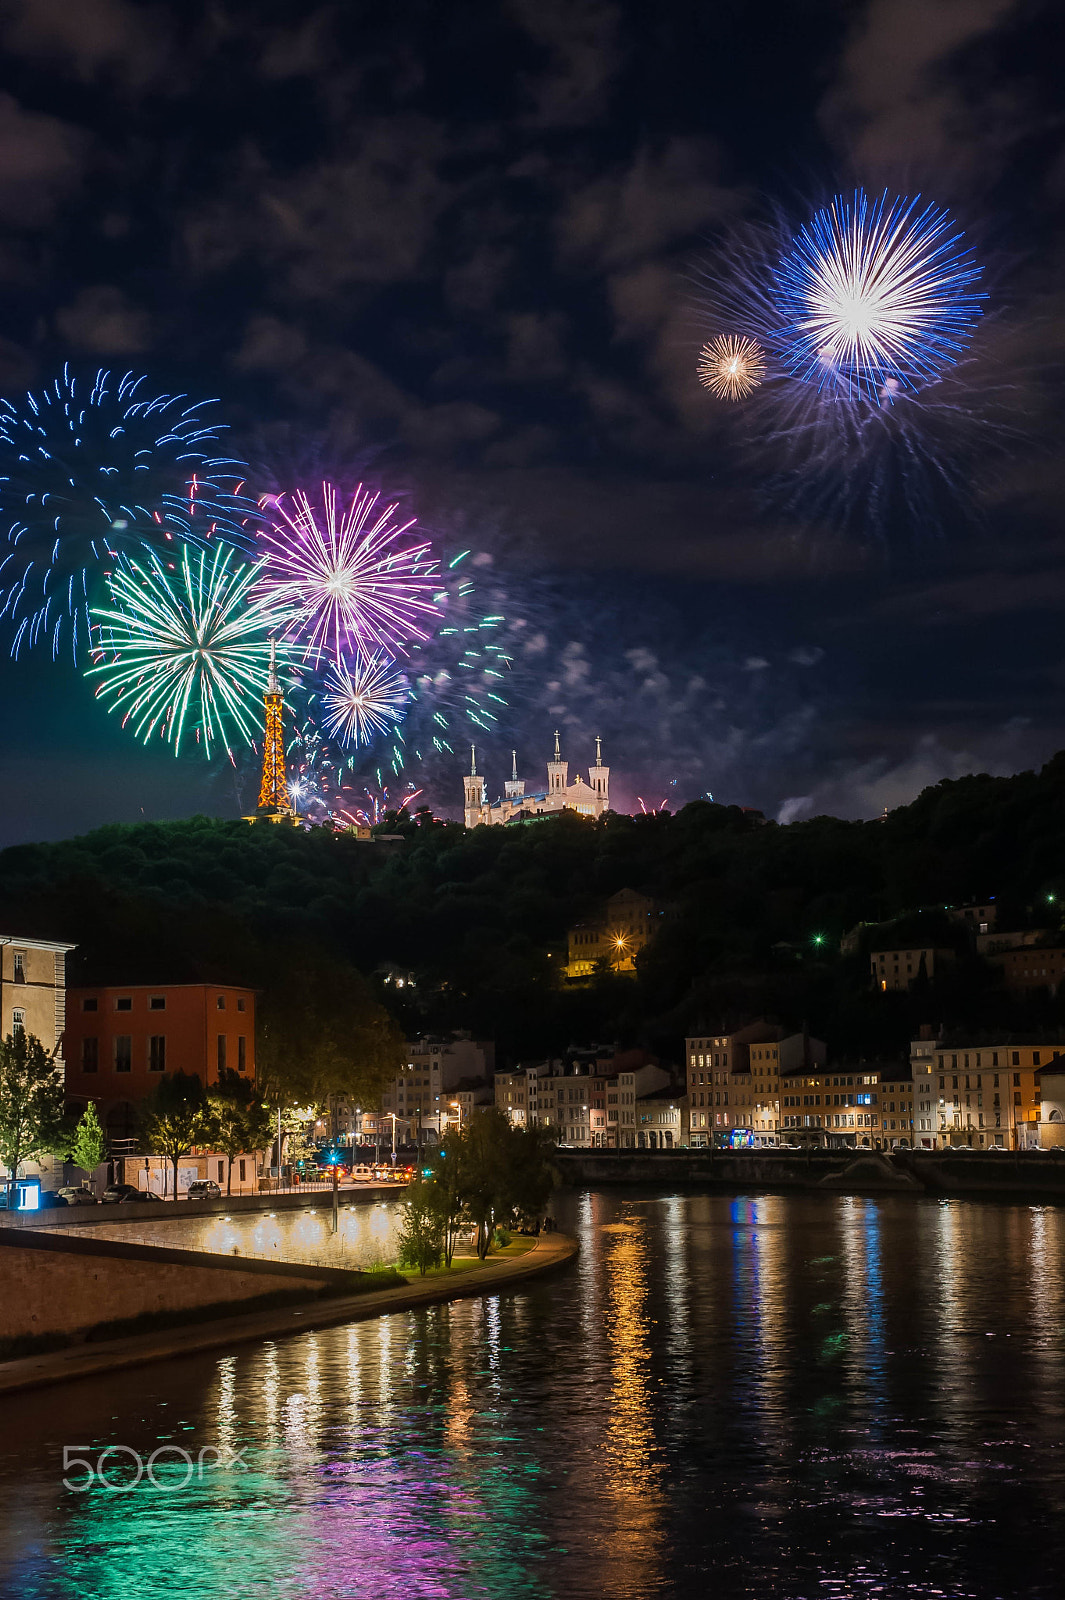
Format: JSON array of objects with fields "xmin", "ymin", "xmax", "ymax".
[
  {"xmin": 88, "ymin": 541, "xmax": 291, "ymax": 759},
  {"xmin": 255, "ymin": 481, "xmax": 441, "ymax": 663},
  {"xmin": 698, "ymin": 334, "xmax": 767, "ymax": 401},
  {"xmin": 692, "ymin": 196, "xmax": 1014, "ymax": 541},
  {"xmin": 321, "ymin": 650, "xmax": 410, "ymax": 747},
  {"xmin": 771, "ymin": 190, "xmax": 985, "ymax": 400},
  {"xmin": 0, "ymin": 365, "xmax": 254, "ymax": 662}
]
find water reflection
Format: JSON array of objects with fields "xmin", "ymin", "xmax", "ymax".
[{"xmin": 3, "ymin": 1191, "xmax": 1065, "ymax": 1599}]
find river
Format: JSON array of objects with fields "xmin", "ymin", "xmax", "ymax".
[{"xmin": 1, "ymin": 1188, "xmax": 1063, "ymax": 1599}]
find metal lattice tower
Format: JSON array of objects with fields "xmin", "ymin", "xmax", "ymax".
[{"xmin": 257, "ymin": 640, "xmax": 292, "ymax": 814}]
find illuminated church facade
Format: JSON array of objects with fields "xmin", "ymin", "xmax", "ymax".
[{"xmin": 463, "ymin": 734, "xmax": 610, "ymax": 828}]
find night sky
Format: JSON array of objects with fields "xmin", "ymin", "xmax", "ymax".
[{"xmin": 0, "ymin": 0, "xmax": 1062, "ymax": 844}]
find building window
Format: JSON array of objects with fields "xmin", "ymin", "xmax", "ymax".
[
  {"xmin": 13, "ymin": 951, "xmax": 25, "ymax": 982},
  {"xmin": 82, "ymin": 997, "xmax": 98, "ymax": 1012},
  {"xmin": 149, "ymin": 996, "xmax": 166, "ymax": 1011},
  {"xmin": 239, "ymin": 1159, "xmax": 246, "ymax": 1182},
  {"xmin": 217, "ymin": 1160, "xmax": 224, "ymax": 1182},
  {"xmin": 114, "ymin": 1036, "xmax": 132, "ymax": 1072},
  {"xmin": 12, "ymin": 1007, "xmax": 25, "ymax": 1033},
  {"xmin": 237, "ymin": 998, "xmax": 246, "ymax": 1013},
  {"xmin": 115, "ymin": 997, "xmax": 132, "ymax": 1012},
  {"xmin": 238, "ymin": 1035, "xmax": 247, "ymax": 1074},
  {"xmin": 217, "ymin": 996, "xmax": 226, "ymax": 1011},
  {"xmin": 148, "ymin": 1036, "xmax": 166, "ymax": 1073},
  {"xmin": 82, "ymin": 1038, "xmax": 99, "ymax": 1073},
  {"xmin": 217, "ymin": 1035, "xmax": 227, "ymax": 1073}
]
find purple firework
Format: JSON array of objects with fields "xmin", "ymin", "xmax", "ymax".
[{"xmin": 255, "ymin": 481, "xmax": 440, "ymax": 662}]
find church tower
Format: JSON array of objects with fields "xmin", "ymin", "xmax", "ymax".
[
  {"xmin": 504, "ymin": 750, "xmax": 525, "ymax": 801},
  {"xmin": 547, "ymin": 729, "xmax": 569, "ymax": 795},
  {"xmin": 464, "ymin": 745, "xmax": 487, "ymax": 828},
  {"xmin": 588, "ymin": 735, "xmax": 610, "ymax": 813}
]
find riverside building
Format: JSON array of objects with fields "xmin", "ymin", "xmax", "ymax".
[
  {"xmin": 65, "ymin": 981, "xmax": 256, "ymax": 1145},
  {"xmin": 0, "ymin": 933, "xmax": 75, "ymax": 1196},
  {"xmin": 685, "ymin": 1025, "xmax": 827, "ymax": 1146}
]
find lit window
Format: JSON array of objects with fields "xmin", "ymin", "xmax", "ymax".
[{"xmin": 12, "ymin": 1007, "xmax": 25, "ymax": 1032}]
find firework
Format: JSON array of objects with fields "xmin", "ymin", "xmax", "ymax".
[
  {"xmin": 336, "ymin": 781, "xmax": 424, "ymax": 829},
  {"xmin": 0, "ymin": 366, "xmax": 254, "ymax": 662},
  {"xmin": 321, "ymin": 650, "xmax": 409, "ymax": 748},
  {"xmin": 772, "ymin": 190, "xmax": 985, "ymax": 400},
  {"xmin": 88, "ymin": 542, "xmax": 290, "ymax": 758},
  {"xmin": 698, "ymin": 334, "xmax": 767, "ymax": 401},
  {"xmin": 255, "ymin": 481, "xmax": 440, "ymax": 663}
]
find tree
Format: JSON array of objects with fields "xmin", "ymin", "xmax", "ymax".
[
  {"xmin": 206, "ymin": 1069, "xmax": 274, "ymax": 1195},
  {"xmin": 0, "ymin": 1031, "xmax": 66, "ymax": 1202},
  {"xmin": 256, "ymin": 950, "xmax": 405, "ymax": 1111},
  {"xmin": 501, "ymin": 1123, "xmax": 559, "ymax": 1227},
  {"xmin": 422, "ymin": 1139, "xmax": 467, "ymax": 1267},
  {"xmin": 70, "ymin": 1102, "xmax": 107, "ymax": 1181},
  {"xmin": 396, "ymin": 1178, "xmax": 445, "ymax": 1275},
  {"xmin": 138, "ymin": 1071, "xmax": 207, "ymax": 1200},
  {"xmin": 459, "ymin": 1112, "xmax": 513, "ymax": 1259},
  {"xmin": 418, "ymin": 1112, "xmax": 559, "ymax": 1263}
]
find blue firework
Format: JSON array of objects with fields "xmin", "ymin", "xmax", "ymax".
[
  {"xmin": 0, "ymin": 365, "xmax": 256, "ymax": 661},
  {"xmin": 772, "ymin": 190, "xmax": 985, "ymax": 401}
]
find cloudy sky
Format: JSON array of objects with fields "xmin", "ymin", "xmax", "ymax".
[{"xmin": 0, "ymin": 0, "xmax": 1062, "ymax": 841}]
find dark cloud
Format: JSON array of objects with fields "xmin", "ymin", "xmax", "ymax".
[
  {"xmin": 54, "ymin": 284, "xmax": 152, "ymax": 353},
  {"xmin": 0, "ymin": 92, "xmax": 87, "ymax": 227},
  {"xmin": 506, "ymin": 0, "xmax": 622, "ymax": 128},
  {"xmin": 820, "ymin": 0, "xmax": 1025, "ymax": 183},
  {"xmin": 0, "ymin": 0, "xmax": 169, "ymax": 89}
]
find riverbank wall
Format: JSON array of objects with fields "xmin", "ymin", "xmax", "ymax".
[
  {"xmin": 0, "ymin": 1231, "xmax": 578, "ymax": 1396},
  {"xmin": 556, "ymin": 1148, "xmax": 1065, "ymax": 1198},
  {"xmin": 0, "ymin": 1225, "xmax": 363, "ymax": 1357}
]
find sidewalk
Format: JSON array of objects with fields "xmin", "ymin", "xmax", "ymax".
[{"xmin": 0, "ymin": 1231, "xmax": 578, "ymax": 1397}]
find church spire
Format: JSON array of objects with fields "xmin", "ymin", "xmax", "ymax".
[
  {"xmin": 595, "ymin": 734, "xmax": 602, "ymax": 765},
  {"xmin": 511, "ymin": 749, "xmax": 518, "ymax": 781},
  {"xmin": 470, "ymin": 743, "xmax": 477, "ymax": 777},
  {"xmin": 547, "ymin": 728, "xmax": 568, "ymax": 793}
]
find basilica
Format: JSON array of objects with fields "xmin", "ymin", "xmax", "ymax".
[{"xmin": 463, "ymin": 734, "xmax": 610, "ymax": 828}]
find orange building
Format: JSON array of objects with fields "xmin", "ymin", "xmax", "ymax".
[{"xmin": 65, "ymin": 982, "xmax": 256, "ymax": 1143}]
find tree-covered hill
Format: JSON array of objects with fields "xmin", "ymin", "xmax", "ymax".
[{"xmin": 4, "ymin": 752, "xmax": 1065, "ymax": 1065}]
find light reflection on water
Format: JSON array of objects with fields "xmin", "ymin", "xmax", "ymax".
[{"xmin": 3, "ymin": 1190, "xmax": 1065, "ymax": 1599}]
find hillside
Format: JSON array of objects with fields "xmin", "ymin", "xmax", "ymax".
[{"xmin": 4, "ymin": 752, "xmax": 1065, "ymax": 1065}]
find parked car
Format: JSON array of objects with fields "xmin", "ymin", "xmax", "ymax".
[
  {"xmin": 57, "ymin": 1186, "xmax": 99, "ymax": 1206},
  {"xmin": 186, "ymin": 1180, "xmax": 222, "ymax": 1200},
  {"xmin": 38, "ymin": 1190, "xmax": 69, "ymax": 1208},
  {"xmin": 101, "ymin": 1182, "xmax": 153, "ymax": 1203}
]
